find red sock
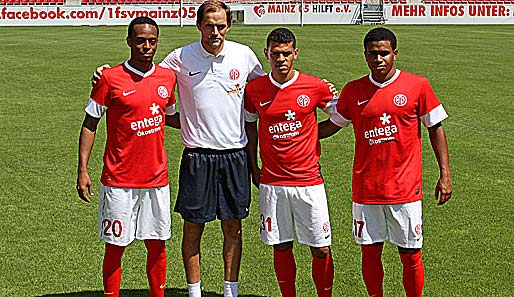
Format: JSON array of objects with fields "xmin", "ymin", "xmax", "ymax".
[
  {"xmin": 312, "ymin": 254, "xmax": 334, "ymax": 297},
  {"xmin": 103, "ymin": 243, "xmax": 125, "ymax": 297},
  {"xmin": 361, "ymin": 244, "xmax": 384, "ymax": 297},
  {"xmin": 145, "ymin": 240, "xmax": 167, "ymax": 297},
  {"xmin": 400, "ymin": 250, "xmax": 424, "ymax": 297},
  {"xmin": 274, "ymin": 248, "xmax": 297, "ymax": 297}
]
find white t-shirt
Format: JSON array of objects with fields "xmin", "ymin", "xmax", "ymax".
[{"xmin": 160, "ymin": 40, "xmax": 265, "ymax": 150}]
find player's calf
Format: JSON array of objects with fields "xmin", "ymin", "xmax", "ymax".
[
  {"xmin": 311, "ymin": 247, "xmax": 334, "ymax": 297},
  {"xmin": 399, "ymin": 248, "xmax": 424, "ymax": 297}
]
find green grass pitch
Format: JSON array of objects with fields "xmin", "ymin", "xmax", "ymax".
[{"xmin": 0, "ymin": 24, "xmax": 513, "ymax": 296}]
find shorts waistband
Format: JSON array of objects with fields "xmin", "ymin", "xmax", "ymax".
[{"xmin": 184, "ymin": 147, "xmax": 245, "ymax": 155}]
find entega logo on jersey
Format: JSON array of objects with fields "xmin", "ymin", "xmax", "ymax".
[
  {"xmin": 269, "ymin": 109, "xmax": 303, "ymax": 140},
  {"xmin": 365, "ymin": 112, "xmax": 398, "ymax": 146},
  {"xmin": 130, "ymin": 102, "xmax": 163, "ymax": 137}
]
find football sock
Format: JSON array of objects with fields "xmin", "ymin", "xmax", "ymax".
[
  {"xmin": 223, "ymin": 280, "xmax": 238, "ymax": 297},
  {"xmin": 400, "ymin": 250, "xmax": 425, "ymax": 297},
  {"xmin": 273, "ymin": 248, "xmax": 297, "ymax": 297},
  {"xmin": 311, "ymin": 254, "xmax": 334, "ymax": 297},
  {"xmin": 361, "ymin": 244, "xmax": 384, "ymax": 297},
  {"xmin": 187, "ymin": 281, "xmax": 202, "ymax": 297},
  {"xmin": 103, "ymin": 243, "xmax": 125, "ymax": 297},
  {"xmin": 145, "ymin": 240, "xmax": 167, "ymax": 297}
]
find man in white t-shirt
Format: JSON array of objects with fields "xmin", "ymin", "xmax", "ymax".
[
  {"xmin": 93, "ymin": 2, "xmax": 265, "ymax": 296},
  {"xmin": 162, "ymin": 2, "xmax": 264, "ymax": 296}
]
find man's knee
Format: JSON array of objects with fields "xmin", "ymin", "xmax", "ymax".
[
  {"xmin": 310, "ymin": 246, "xmax": 331, "ymax": 258},
  {"xmin": 183, "ymin": 221, "xmax": 205, "ymax": 243},
  {"xmin": 221, "ymin": 220, "xmax": 242, "ymax": 241},
  {"xmin": 144, "ymin": 239, "xmax": 165, "ymax": 252},
  {"xmin": 273, "ymin": 241, "xmax": 294, "ymax": 252},
  {"xmin": 398, "ymin": 247, "xmax": 421, "ymax": 254}
]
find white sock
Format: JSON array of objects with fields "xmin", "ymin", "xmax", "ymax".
[
  {"xmin": 188, "ymin": 281, "xmax": 202, "ymax": 297},
  {"xmin": 223, "ymin": 280, "xmax": 238, "ymax": 297}
]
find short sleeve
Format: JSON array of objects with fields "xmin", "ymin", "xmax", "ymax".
[
  {"xmin": 244, "ymin": 109, "xmax": 259, "ymax": 122},
  {"xmin": 247, "ymin": 48, "xmax": 266, "ymax": 82},
  {"xmin": 316, "ymin": 79, "xmax": 338, "ymax": 114},
  {"xmin": 418, "ymin": 77, "xmax": 448, "ymax": 127},
  {"xmin": 86, "ymin": 75, "xmax": 110, "ymax": 118},
  {"xmin": 159, "ymin": 49, "xmax": 180, "ymax": 72},
  {"xmin": 166, "ymin": 104, "xmax": 177, "ymax": 116},
  {"xmin": 167, "ymin": 72, "xmax": 177, "ymax": 107},
  {"xmin": 329, "ymin": 84, "xmax": 352, "ymax": 127},
  {"xmin": 244, "ymin": 87, "xmax": 258, "ymax": 122},
  {"xmin": 85, "ymin": 98, "xmax": 107, "ymax": 118}
]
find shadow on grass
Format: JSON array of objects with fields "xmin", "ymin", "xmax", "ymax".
[{"xmin": 37, "ymin": 288, "xmax": 267, "ymax": 297}]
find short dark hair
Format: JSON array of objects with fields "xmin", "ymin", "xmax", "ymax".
[
  {"xmin": 128, "ymin": 17, "xmax": 159, "ymax": 39},
  {"xmin": 196, "ymin": 0, "xmax": 232, "ymax": 25},
  {"xmin": 364, "ymin": 27, "xmax": 397, "ymax": 50},
  {"xmin": 266, "ymin": 27, "xmax": 296, "ymax": 48}
]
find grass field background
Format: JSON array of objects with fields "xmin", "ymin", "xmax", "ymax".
[{"xmin": 0, "ymin": 24, "xmax": 513, "ymax": 296}]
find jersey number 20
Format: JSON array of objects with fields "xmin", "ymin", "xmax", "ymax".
[{"xmin": 103, "ymin": 218, "xmax": 123, "ymax": 237}]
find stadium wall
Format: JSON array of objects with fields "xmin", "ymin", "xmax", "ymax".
[
  {"xmin": 1, "ymin": 2, "xmax": 513, "ymax": 25},
  {"xmin": 384, "ymin": 3, "xmax": 514, "ymax": 24}
]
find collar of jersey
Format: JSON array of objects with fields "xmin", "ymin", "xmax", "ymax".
[
  {"xmin": 368, "ymin": 69, "xmax": 401, "ymax": 88},
  {"xmin": 124, "ymin": 61, "xmax": 156, "ymax": 78},
  {"xmin": 269, "ymin": 70, "xmax": 299, "ymax": 89},
  {"xmin": 198, "ymin": 40, "xmax": 227, "ymax": 58}
]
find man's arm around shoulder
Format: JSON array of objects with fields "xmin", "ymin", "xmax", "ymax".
[{"xmin": 91, "ymin": 64, "xmax": 111, "ymax": 86}]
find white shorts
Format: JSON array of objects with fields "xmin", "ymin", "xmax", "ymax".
[
  {"xmin": 98, "ymin": 183, "xmax": 172, "ymax": 247},
  {"xmin": 352, "ymin": 200, "xmax": 423, "ymax": 249},
  {"xmin": 259, "ymin": 183, "xmax": 331, "ymax": 247}
]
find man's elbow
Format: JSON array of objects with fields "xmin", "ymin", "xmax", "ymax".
[{"xmin": 318, "ymin": 120, "xmax": 341, "ymax": 139}]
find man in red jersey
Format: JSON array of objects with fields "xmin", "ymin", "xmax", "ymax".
[
  {"xmin": 92, "ymin": 3, "xmax": 265, "ymax": 295},
  {"xmin": 319, "ymin": 27, "xmax": 453, "ymax": 297},
  {"xmin": 245, "ymin": 28, "xmax": 337, "ymax": 297},
  {"xmin": 76, "ymin": 17, "xmax": 178, "ymax": 297}
]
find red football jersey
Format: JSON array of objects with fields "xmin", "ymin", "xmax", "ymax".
[
  {"xmin": 89, "ymin": 62, "xmax": 176, "ymax": 188},
  {"xmin": 245, "ymin": 72, "xmax": 335, "ymax": 186},
  {"xmin": 331, "ymin": 70, "xmax": 448, "ymax": 204}
]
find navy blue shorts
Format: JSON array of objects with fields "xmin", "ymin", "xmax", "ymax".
[{"xmin": 174, "ymin": 147, "xmax": 251, "ymax": 223}]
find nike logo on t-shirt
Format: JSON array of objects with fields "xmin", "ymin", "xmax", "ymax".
[
  {"xmin": 188, "ymin": 71, "xmax": 202, "ymax": 76},
  {"xmin": 123, "ymin": 90, "xmax": 136, "ymax": 96},
  {"xmin": 259, "ymin": 101, "xmax": 272, "ymax": 106},
  {"xmin": 357, "ymin": 100, "xmax": 369, "ymax": 106}
]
